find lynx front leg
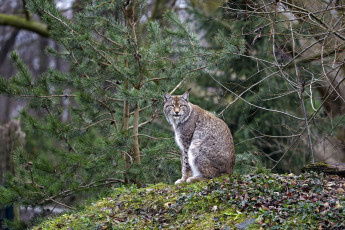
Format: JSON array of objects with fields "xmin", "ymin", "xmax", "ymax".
[
  {"xmin": 175, "ymin": 151, "xmax": 191, "ymax": 185},
  {"xmin": 186, "ymin": 139, "xmax": 204, "ymax": 183}
]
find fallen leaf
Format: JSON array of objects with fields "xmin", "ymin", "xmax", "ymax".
[
  {"xmin": 336, "ymin": 188, "xmax": 344, "ymax": 194},
  {"xmin": 323, "ymin": 202, "xmax": 330, "ymax": 208},
  {"xmin": 164, "ymin": 202, "xmax": 172, "ymax": 210},
  {"xmin": 211, "ymin": 205, "xmax": 218, "ymax": 212},
  {"xmin": 261, "ymin": 205, "xmax": 269, "ymax": 211}
]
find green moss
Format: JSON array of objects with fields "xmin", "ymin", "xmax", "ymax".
[
  {"xmin": 32, "ymin": 173, "xmax": 345, "ymax": 229},
  {"xmin": 33, "ymin": 177, "xmax": 253, "ymax": 229},
  {"xmin": 304, "ymin": 162, "xmax": 329, "ymax": 169}
]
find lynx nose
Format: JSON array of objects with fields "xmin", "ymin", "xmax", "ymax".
[{"xmin": 175, "ymin": 111, "xmax": 179, "ymax": 114}]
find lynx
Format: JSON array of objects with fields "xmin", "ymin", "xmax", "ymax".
[{"xmin": 163, "ymin": 89, "xmax": 235, "ymax": 184}]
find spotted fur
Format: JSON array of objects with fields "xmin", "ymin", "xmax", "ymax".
[{"xmin": 163, "ymin": 90, "xmax": 235, "ymax": 184}]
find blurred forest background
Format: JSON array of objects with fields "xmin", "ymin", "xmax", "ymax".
[{"xmin": 0, "ymin": 0, "xmax": 345, "ymax": 228}]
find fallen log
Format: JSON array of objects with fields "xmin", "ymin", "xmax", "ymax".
[{"xmin": 303, "ymin": 162, "xmax": 345, "ymax": 176}]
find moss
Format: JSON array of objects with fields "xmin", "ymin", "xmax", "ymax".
[
  {"xmin": 32, "ymin": 173, "xmax": 345, "ymax": 229},
  {"xmin": 32, "ymin": 177, "xmax": 254, "ymax": 230},
  {"xmin": 304, "ymin": 162, "xmax": 329, "ymax": 169}
]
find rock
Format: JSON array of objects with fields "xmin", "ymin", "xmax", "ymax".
[{"xmin": 236, "ymin": 218, "xmax": 257, "ymax": 229}]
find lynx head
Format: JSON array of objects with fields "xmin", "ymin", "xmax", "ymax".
[{"xmin": 163, "ymin": 89, "xmax": 192, "ymax": 125}]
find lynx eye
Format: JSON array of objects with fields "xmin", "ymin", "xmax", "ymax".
[{"xmin": 179, "ymin": 105, "xmax": 185, "ymax": 108}]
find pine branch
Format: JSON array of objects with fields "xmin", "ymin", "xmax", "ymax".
[
  {"xmin": 136, "ymin": 134, "xmax": 174, "ymax": 140},
  {"xmin": 141, "ymin": 77, "xmax": 171, "ymax": 86},
  {"xmin": 0, "ymin": 13, "xmax": 49, "ymax": 37},
  {"xmin": 18, "ymin": 94, "xmax": 76, "ymax": 98},
  {"xmin": 29, "ymin": 167, "xmax": 74, "ymax": 210},
  {"xmin": 37, "ymin": 178, "xmax": 124, "ymax": 206},
  {"xmin": 128, "ymin": 113, "xmax": 160, "ymax": 130}
]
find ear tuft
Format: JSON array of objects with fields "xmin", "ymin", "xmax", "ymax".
[
  {"xmin": 182, "ymin": 89, "xmax": 191, "ymax": 102},
  {"xmin": 163, "ymin": 92, "xmax": 171, "ymax": 103}
]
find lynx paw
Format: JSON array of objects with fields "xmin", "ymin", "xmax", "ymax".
[
  {"xmin": 186, "ymin": 176, "xmax": 203, "ymax": 183},
  {"xmin": 174, "ymin": 178, "xmax": 186, "ymax": 185}
]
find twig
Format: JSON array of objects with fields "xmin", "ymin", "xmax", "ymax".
[
  {"xmin": 209, "ymin": 72, "xmax": 304, "ymax": 120},
  {"xmin": 141, "ymin": 77, "xmax": 171, "ymax": 86},
  {"xmin": 130, "ymin": 105, "xmax": 151, "ymax": 115},
  {"xmin": 290, "ymin": 21, "xmax": 314, "ymax": 163},
  {"xmin": 136, "ymin": 134, "xmax": 174, "ymax": 140},
  {"xmin": 235, "ymin": 133, "xmax": 301, "ymax": 146},
  {"xmin": 169, "ymin": 66, "xmax": 207, "ymax": 94},
  {"xmin": 29, "ymin": 168, "xmax": 74, "ymax": 210},
  {"xmin": 82, "ymin": 118, "xmax": 115, "ymax": 130},
  {"xmin": 96, "ymin": 99, "xmax": 119, "ymax": 131},
  {"xmin": 94, "ymin": 28, "xmax": 123, "ymax": 48},
  {"xmin": 128, "ymin": 114, "xmax": 159, "ymax": 129},
  {"xmin": 19, "ymin": 94, "xmax": 76, "ymax": 98}
]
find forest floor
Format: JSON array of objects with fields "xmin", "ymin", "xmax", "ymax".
[{"xmin": 33, "ymin": 172, "xmax": 345, "ymax": 230}]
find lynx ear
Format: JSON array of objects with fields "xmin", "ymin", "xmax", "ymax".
[
  {"xmin": 163, "ymin": 92, "xmax": 172, "ymax": 102},
  {"xmin": 182, "ymin": 88, "xmax": 191, "ymax": 102}
]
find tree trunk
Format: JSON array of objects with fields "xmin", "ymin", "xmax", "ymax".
[
  {"xmin": 0, "ymin": 120, "xmax": 25, "ymax": 227},
  {"xmin": 122, "ymin": 80, "xmax": 130, "ymax": 184},
  {"xmin": 151, "ymin": 0, "xmax": 171, "ymax": 20},
  {"xmin": 132, "ymin": 103, "xmax": 140, "ymax": 164},
  {"xmin": 0, "ymin": 29, "xmax": 19, "ymax": 67}
]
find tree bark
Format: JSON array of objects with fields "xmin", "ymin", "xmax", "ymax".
[
  {"xmin": 0, "ymin": 120, "xmax": 25, "ymax": 226},
  {"xmin": 151, "ymin": 0, "xmax": 171, "ymax": 20},
  {"xmin": 132, "ymin": 103, "xmax": 140, "ymax": 164},
  {"xmin": 0, "ymin": 13, "xmax": 49, "ymax": 37},
  {"xmin": 0, "ymin": 29, "xmax": 19, "ymax": 67},
  {"xmin": 122, "ymin": 80, "xmax": 130, "ymax": 184}
]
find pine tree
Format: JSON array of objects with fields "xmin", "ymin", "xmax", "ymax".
[{"xmin": 0, "ymin": 0, "xmax": 244, "ymax": 215}]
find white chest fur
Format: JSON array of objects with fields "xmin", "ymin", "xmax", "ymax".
[{"xmin": 174, "ymin": 131, "xmax": 184, "ymax": 152}]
